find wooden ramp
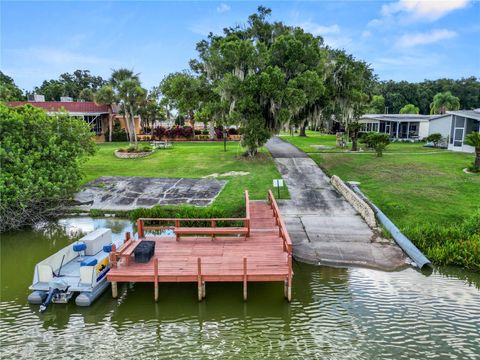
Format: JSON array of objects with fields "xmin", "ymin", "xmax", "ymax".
[{"xmin": 107, "ymin": 191, "xmax": 293, "ymax": 301}]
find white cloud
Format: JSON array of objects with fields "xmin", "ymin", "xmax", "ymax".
[
  {"xmin": 298, "ymin": 21, "xmax": 340, "ymax": 36},
  {"xmin": 382, "ymin": 0, "xmax": 470, "ymax": 21},
  {"xmin": 362, "ymin": 30, "xmax": 372, "ymax": 38},
  {"xmin": 397, "ymin": 28, "xmax": 457, "ymax": 47},
  {"xmin": 216, "ymin": 3, "xmax": 231, "ymax": 13}
]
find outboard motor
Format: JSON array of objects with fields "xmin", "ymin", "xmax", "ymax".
[{"xmin": 39, "ymin": 279, "xmax": 70, "ymax": 313}]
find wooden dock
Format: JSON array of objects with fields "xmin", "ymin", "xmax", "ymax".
[{"xmin": 107, "ymin": 191, "xmax": 293, "ymax": 301}]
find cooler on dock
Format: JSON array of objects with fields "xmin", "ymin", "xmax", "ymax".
[{"xmin": 134, "ymin": 241, "xmax": 155, "ymax": 263}]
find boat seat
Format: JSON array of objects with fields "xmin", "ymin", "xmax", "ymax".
[
  {"xmin": 103, "ymin": 244, "xmax": 113, "ymax": 253},
  {"xmin": 80, "ymin": 258, "xmax": 98, "ymax": 267},
  {"xmin": 73, "ymin": 242, "xmax": 86, "ymax": 252}
]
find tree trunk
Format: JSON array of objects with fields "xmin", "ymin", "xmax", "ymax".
[
  {"xmin": 475, "ymin": 147, "xmax": 480, "ymax": 169},
  {"xmin": 299, "ymin": 121, "xmax": 307, "ymax": 137},
  {"xmin": 351, "ymin": 139, "xmax": 358, "ymax": 152},
  {"xmin": 208, "ymin": 121, "xmax": 216, "ymax": 140},
  {"xmin": 108, "ymin": 114, "xmax": 113, "ymax": 142}
]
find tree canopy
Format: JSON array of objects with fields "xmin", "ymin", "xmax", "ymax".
[
  {"xmin": 159, "ymin": 7, "xmax": 375, "ymax": 155},
  {"xmin": 430, "ymin": 91, "xmax": 460, "ymax": 114},
  {"xmin": 375, "ymin": 77, "xmax": 479, "ymax": 114},
  {"xmin": 0, "ymin": 104, "xmax": 96, "ymax": 231},
  {"xmin": 0, "ymin": 71, "xmax": 24, "ymax": 101},
  {"xmin": 32, "ymin": 69, "xmax": 106, "ymax": 101},
  {"xmin": 96, "ymin": 69, "xmax": 146, "ymax": 146},
  {"xmin": 399, "ymin": 104, "xmax": 420, "ymax": 114}
]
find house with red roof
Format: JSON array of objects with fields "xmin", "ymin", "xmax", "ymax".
[{"xmin": 8, "ymin": 98, "xmax": 142, "ymax": 142}]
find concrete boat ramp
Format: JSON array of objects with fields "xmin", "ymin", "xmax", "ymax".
[{"xmin": 266, "ymin": 137, "xmax": 406, "ymax": 271}]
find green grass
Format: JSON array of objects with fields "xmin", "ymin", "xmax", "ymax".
[
  {"xmin": 81, "ymin": 142, "xmax": 287, "ymax": 217},
  {"xmin": 283, "ymin": 133, "xmax": 480, "ymax": 269}
]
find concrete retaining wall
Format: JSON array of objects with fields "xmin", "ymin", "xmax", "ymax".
[{"xmin": 330, "ymin": 175, "xmax": 377, "ymax": 229}]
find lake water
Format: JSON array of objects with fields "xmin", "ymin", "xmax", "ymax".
[{"xmin": 1, "ymin": 217, "xmax": 479, "ymax": 359}]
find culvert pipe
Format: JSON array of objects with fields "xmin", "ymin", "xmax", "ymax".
[{"xmin": 349, "ymin": 184, "xmax": 432, "ymax": 269}]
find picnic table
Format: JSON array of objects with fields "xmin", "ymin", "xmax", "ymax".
[{"xmin": 150, "ymin": 140, "xmax": 173, "ymax": 149}]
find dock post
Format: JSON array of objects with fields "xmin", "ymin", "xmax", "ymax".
[
  {"xmin": 243, "ymin": 257, "xmax": 247, "ymax": 301},
  {"xmin": 197, "ymin": 258, "xmax": 202, "ymax": 302},
  {"xmin": 125, "ymin": 232, "xmax": 131, "ymax": 243},
  {"xmin": 110, "ymin": 244, "xmax": 117, "ymax": 268},
  {"xmin": 111, "ymin": 281, "xmax": 118, "ymax": 298},
  {"xmin": 154, "ymin": 258, "xmax": 159, "ymax": 302},
  {"xmin": 137, "ymin": 219, "xmax": 145, "ymax": 239},
  {"xmin": 287, "ymin": 254, "xmax": 292, "ymax": 302}
]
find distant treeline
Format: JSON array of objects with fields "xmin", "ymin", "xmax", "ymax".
[{"xmin": 375, "ymin": 77, "xmax": 480, "ymax": 115}]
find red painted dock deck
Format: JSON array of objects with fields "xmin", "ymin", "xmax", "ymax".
[{"xmin": 107, "ymin": 191, "xmax": 293, "ymax": 301}]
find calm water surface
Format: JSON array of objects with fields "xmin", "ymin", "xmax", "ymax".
[{"xmin": 1, "ymin": 217, "xmax": 479, "ymax": 359}]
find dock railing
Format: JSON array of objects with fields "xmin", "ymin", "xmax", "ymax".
[
  {"xmin": 136, "ymin": 190, "xmax": 251, "ymax": 239},
  {"xmin": 268, "ymin": 190, "xmax": 293, "ymax": 254}
]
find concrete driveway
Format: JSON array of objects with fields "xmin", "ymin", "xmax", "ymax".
[{"xmin": 266, "ymin": 137, "xmax": 406, "ymax": 271}]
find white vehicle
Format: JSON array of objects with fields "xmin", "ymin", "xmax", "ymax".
[{"xmin": 28, "ymin": 228, "xmax": 121, "ymax": 311}]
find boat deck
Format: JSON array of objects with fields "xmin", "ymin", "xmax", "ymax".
[{"xmin": 107, "ymin": 192, "xmax": 293, "ymax": 301}]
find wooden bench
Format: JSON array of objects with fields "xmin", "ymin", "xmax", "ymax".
[
  {"xmin": 175, "ymin": 226, "xmax": 248, "ymax": 241},
  {"xmin": 117, "ymin": 239, "xmax": 141, "ymax": 265}
]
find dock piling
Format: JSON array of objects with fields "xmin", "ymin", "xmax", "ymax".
[
  {"xmin": 287, "ymin": 254, "xmax": 292, "ymax": 302},
  {"xmin": 154, "ymin": 258, "xmax": 159, "ymax": 302},
  {"xmin": 111, "ymin": 281, "xmax": 118, "ymax": 298},
  {"xmin": 243, "ymin": 257, "xmax": 247, "ymax": 301},
  {"xmin": 197, "ymin": 258, "xmax": 202, "ymax": 302}
]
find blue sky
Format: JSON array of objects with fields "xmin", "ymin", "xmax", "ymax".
[{"xmin": 1, "ymin": 0, "xmax": 479, "ymax": 92}]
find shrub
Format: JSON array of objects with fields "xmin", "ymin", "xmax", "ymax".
[
  {"xmin": 194, "ymin": 129, "xmax": 202, "ymax": 135},
  {"xmin": 228, "ymin": 127, "xmax": 238, "ymax": 135},
  {"xmin": 111, "ymin": 123, "xmax": 128, "ymax": 142},
  {"xmin": 0, "ymin": 104, "xmax": 96, "ymax": 231},
  {"xmin": 215, "ymin": 128, "xmax": 224, "ymax": 139},
  {"xmin": 464, "ymin": 131, "xmax": 480, "ymax": 171},
  {"xmin": 426, "ymin": 133, "xmax": 443, "ymax": 148},
  {"xmin": 153, "ymin": 126, "xmax": 167, "ymax": 139},
  {"xmin": 360, "ymin": 132, "xmax": 390, "ymax": 157},
  {"xmin": 403, "ymin": 210, "xmax": 480, "ymax": 270},
  {"xmin": 182, "ymin": 126, "xmax": 194, "ymax": 138},
  {"xmin": 202, "ymin": 129, "xmax": 209, "ymax": 135}
]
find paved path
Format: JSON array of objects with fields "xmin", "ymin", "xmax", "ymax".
[{"xmin": 266, "ymin": 137, "xmax": 406, "ymax": 271}]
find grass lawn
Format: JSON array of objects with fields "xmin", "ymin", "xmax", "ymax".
[
  {"xmin": 281, "ymin": 131, "xmax": 442, "ymax": 154},
  {"xmin": 81, "ymin": 141, "xmax": 287, "ymax": 216},
  {"xmin": 282, "ymin": 134, "xmax": 480, "ymax": 268}
]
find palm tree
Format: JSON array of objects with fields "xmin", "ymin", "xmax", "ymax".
[
  {"xmin": 430, "ymin": 91, "xmax": 460, "ymax": 115},
  {"xmin": 95, "ymin": 85, "xmax": 115, "ymax": 142},
  {"xmin": 95, "ymin": 69, "xmax": 146, "ymax": 146},
  {"xmin": 464, "ymin": 131, "xmax": 480, "ymax": 170}
]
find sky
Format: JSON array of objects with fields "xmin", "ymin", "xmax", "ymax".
[{"xmin": 1, "ymin": 0, "xmax": 479, "ymax": 92}]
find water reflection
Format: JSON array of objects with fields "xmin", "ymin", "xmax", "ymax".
[{"xmin": 1, "ymin": 217, "xmax": 479, "ymax": 359}]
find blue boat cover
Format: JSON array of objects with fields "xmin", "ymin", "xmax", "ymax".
[
  {"xmin": 73, "ymin": 242, "xmax": 86, "ymax": 252},
  {"xmin": 80, "ymin": 258, "xmax": 98, "ymax": 267},
  {"xmin": 103, "ymin": 244, "xmax": 113, "ymax": 253}
]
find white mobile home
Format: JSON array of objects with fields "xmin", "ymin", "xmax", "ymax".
[
  {"xmin": 358, "ymin": 114, "xmax": 449, "ymax": 141},
  {"xmin": 445, "ymin": 110, "xmax": 480, "ymax": 153}
]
